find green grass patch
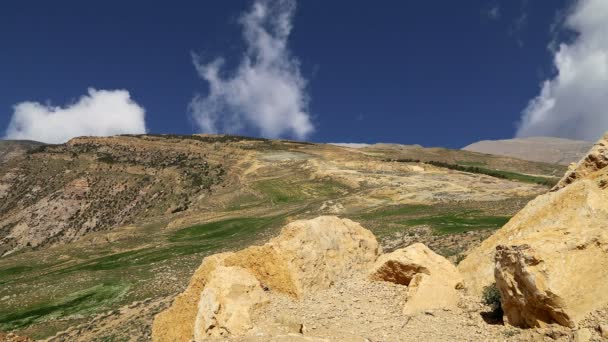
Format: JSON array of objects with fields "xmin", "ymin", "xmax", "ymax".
[
  {"xmin": 0, "ymin": 283, "xmax": 129, "ymax": 331},
  {"xmin": 423, "ymin": 161, "xmax": 558, "ymax": 187},
  {"xmin": 254, "ymin": 179, "xmax": 308, "ymax": 203},
  {"xmin": 479, "ymin": 169, "xmax": 558, "ymax": 186},
  {"xmin": 357, "ymin": 205, "xmax": 431, "ymax": 220},
  {"xmin": 456, "ymin": 160, "xmax": 487, "ymax": 167},
  {"xmin": 0, "ymin": 265, "xmax": 33, "ymax": 278},
  {"xmin": 253, "ymin": 178, "xmax": 348, "ymax": 204},
  {"xmin": 225, "ymin": 194, "xmax": 263, "ymax": 211},
  {"xmin": 401, "ymin": 212, "xmax": 510, "ymax": 234},
  {"xmin": 53, "ymin": 217, "xmax": 280, "ymax": 274},
  {"xmin": 169, "ymin": 217, "xmax": 276, "ymax": 242}
]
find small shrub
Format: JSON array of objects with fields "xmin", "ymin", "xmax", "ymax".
[
  {"xmin": 482, "ymin": 283, "xmax": 502, "ymax": 309},
  {"xmin": 481, "ymin": 283, "xmax": 504, "ymax": 323}
]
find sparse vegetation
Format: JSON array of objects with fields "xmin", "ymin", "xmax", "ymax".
[
  {"xmin": 385, "ymin": 158, "xmax": 560, "ymax": 186},
  {"xmin": 357, "ymin": 205, "xmax": 430, "ymax": 220},
  {"xmin": 0, "ymin": 283, "xmax": 129, "ymax": 331},
  {"xmin": 0, "ymin": 135, "xmax": 558, "ymax": 338},
  {"xmin": 253, "ymin": 178, "xmax": 349, "ymax": 204},
  {"xmin": 401, "ymin": 212, "xmax": 511, "ymax": 235},
  {"xmin": 426, "ymin": 160, "xmax": 558, "ymax": 186},
  {"xmin": 482, "ymin": 283, "xmax": 502, "ymax": 310}
]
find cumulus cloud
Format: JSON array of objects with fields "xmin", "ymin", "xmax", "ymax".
[
  {"xmin": 189, "ymin": 0, "xmax": 314, "ymax": 140},
  {"xmin": 4, "ymin": 88, "xmax": 147, "ymax": 144},
  {"xmin": 516, "ymin": 0, "xmax": 608, "ymax": 141}
]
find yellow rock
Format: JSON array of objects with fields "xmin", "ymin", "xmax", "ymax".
[
  {"xmin": 369, "ymin": 243, "xmax": 463, "ymax": 315},
  {"xmin": 152, "ymin": 216, "xmax": 380, "ymax": 341},
  {"xmin": 152, "ymin": 253, "xmax": 232, "ymax": 341},
  {"xmin": 194, "ymin": 266, "xmax": 269, "ymax": 340},
  {"xmin": 458, "ymin": 132, "xmax": 608, "ymax": 328}
]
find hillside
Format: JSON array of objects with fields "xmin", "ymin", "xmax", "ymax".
[
  {"xmin": 0, "ymin": 134, "xmax": 567, "ymax": 339},
  {"xmin": 0, "ymin": 140, "xmax": 44, "ymax": 164},
  {"xmin": 462, "ymin": 136, "xmax": 593, "ymax": 165}
]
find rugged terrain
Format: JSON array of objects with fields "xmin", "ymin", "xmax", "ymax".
[
  {"xmin": 149, "ymin": 133, "xmax": 608, "ymax": 342},
  {"xmin": 0, "ymin": 134, "xmax": 569, "ymax": 340},
  {"xmin": 0, "ymin": 140, "xmax": 44, "ymax": 164},
  {"xmin": 463, "ymin": 136, "xmax": 593, "ymax": 165}
]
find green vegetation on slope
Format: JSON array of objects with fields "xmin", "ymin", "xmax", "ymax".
[
  {"xmin": 0, "ymin": 283, "xmax": 129, "ymax": 331},
  {"xmin": 254, "ymin": 178, "xmax": 349, "ymax": 204},
  {"xmin": 400, "ymin": 212, "xmax": 511, "ymax": 234},
  {"xmin": 169, "ymin": 217, "xmax": 278, "ymax": 242},
  {"xmin": 386, "ymin": 159, "xmax": 559, "ymax": 186},
  {"xmin": 354, "ymin": 205, "xmax": 511, "ymax": 236},
  {"xmin": 0, "ymin": 216, "xmax": 284, "ymax": 337},
  {"xmin": 357, "ymin": 205, "xmax": 430, "ymax": 220}
]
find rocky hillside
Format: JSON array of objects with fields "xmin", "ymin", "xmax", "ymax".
[
  {"xmin": 0, "ymin": 134, "xmax": 572, "ymax": 340},
  {"xmin": 0, "ymin": 135, "xmax": 236, "ymax": 256},
  {"xmin": 463, "ymin": 136, "xmax": 593, "ymax": 165},
  {"xmin": 150, "ymin": 132, "xmax": 608, "ymax": 341},
  {"xmin": 0, "ymin": 140, "xmax": 44, "ymax": 164},
  {"xmin": 459, "ymin": 132, "xmax": 608, "ymax": 337}
]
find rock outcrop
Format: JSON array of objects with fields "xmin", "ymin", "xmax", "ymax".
[
  {"xmin": 369, "ymin": 243, "xmax": 463, "ymax": 315},
  {"xmin": 552, "ymin": 132, "xmax": 608, "ymax": 190},
  {"xmin": 194, "ymin": 266, "xmax": 269, "ymax": 339},
  {"xmin": 152, "ymin": 216, "xmax": 381, "ymax": 341},
  {"xmin": 458, "ymin": 132, "xmax": 608, "ymax": 328}
]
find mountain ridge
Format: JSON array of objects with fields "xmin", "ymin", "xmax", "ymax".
[{"xmin": 463, "ymin": 136, "xmax": 593, "ymax": 165}]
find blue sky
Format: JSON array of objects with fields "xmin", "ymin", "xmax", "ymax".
[{"xmin": 2, "ymin": 0, "xmax": 607, "ymax": 148}]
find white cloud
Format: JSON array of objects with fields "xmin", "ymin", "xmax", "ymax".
[
  {"xmin": 516, "ymin": 0, "xmax": 608, "ymax": 141},
  {"xmin": 488, "ymin": 5, "xmax": 501, "ymax": 20},
  {"xmin": 482, "ymin": 2, "xmax": 500, "ymax": 21},
  {"xmin": 189, "ymin": 0, "xmax": 314, "ymax": 140},
  {"xmin": 4, "ymin": 88, "xmax": 147, "ymax": 144}
]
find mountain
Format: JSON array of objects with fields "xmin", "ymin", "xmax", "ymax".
[
  {"xmin": 462, "ymin": 136, "xmax": 593, "ymax": 165},
  {"xmin": 0, "ymin": 134, "xmax": 570, "ymax": 339}
]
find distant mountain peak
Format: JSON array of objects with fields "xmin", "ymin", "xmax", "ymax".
[{"xmin": 463, "ymin": 136, "xmax": 593, "ymax": 165}]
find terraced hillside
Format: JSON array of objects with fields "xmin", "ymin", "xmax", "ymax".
[{"xmin": 0, "ymin": 135, "xmax": 565, "ymax": 339}]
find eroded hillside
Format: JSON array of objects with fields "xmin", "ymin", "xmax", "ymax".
[{"xmin": 0, "ymin": 134, "xmax": 566, "ymax": 339}]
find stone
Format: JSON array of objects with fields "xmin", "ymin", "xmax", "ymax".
[
  {"xmin": 193, "ymin": 266, "xmax": 268, "ymax": 340},
  {"xmin": 573, "ymin": 328, "xmax": 592, "ymax": 342},
  {"xmin": 224, "ymin": 216, "xmax": 380, "ymax": 298},
  {"xmin": 599, "ymin": 324, "xmax": 608, "ymax": 339},
  {"xmin": 152, "ymin": 216, "xmax": 380, "ymax": 341},
  {"xmin": 369, "ymin": 243, "xmax": 463, "ymax": 315},
  {"xmin": 152, "ymin": 253, "xmax": 232, "ymax": 341},
  {"xmin": 458, "ymin": 133, "xmax": 608, "ymax": 328},
  {"xmin": 553, "ymin": 132, "xmax": 608, "ymax": 191}
]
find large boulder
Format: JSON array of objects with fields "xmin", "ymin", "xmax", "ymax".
[
  {"xmin": 457, "ymin": 132, "xmax": 608, "ymax": 328},
  {"xmin": 152, "ymin": 216, "xmax": 380, "ymax": 341},
  {"xmin": 194, "ymin": 266, "xmax": 269, "ymax": 339},
  {"xmin": 152, "ymin": 253, "xmax": 232, "ymax": 341},
  {"xmin": 553, "ymin": 132, "xmax": 608, "ymax": 190},
  {"xmin": 223, "ymin": 215, "xmax": 380, "ymax": 297},
  {"xmin": 369, "ymin": 243, "xmax": 463, "ymax": 315}
]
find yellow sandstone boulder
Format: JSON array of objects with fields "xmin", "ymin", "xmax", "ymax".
[
  {"xmin": 370, "ymin": 243, "xmax": 463, "ymax": 315},
  {"xmin": 152, "ymin": 216, "xmax": 380, "ymax": 341},
  {"xmin": 458, "ymin": 132, "xmax": 608, "ymax": 328}
]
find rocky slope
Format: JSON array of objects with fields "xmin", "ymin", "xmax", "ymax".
[
  {"xmin": 463, "ymin": 136, "xmax": 593, "ymax": 165},
  {"xmin": 151, "ymin": 217, "xmax": 482, "ymax": 341},
  {"xmin": 0, "ymin": 140, "xmax": 44, "ymax": 164},
  {"xmin": 0, "ymin": 134, "xmax": 561, "ymax": 257},
  {"xmin": 151, "ymin": 214, "xmax": 608, "ymax": 342},
  {"xmin": 459, "ymin": 132, "xmax": 608, "ymax": 331},
  {"xmin": 0, "ymin": 134, "xmax": 571, "ymax": 340},
  {"xmin": 0, "ymin": 135, "xmax": 236, "ymax": 256}
]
